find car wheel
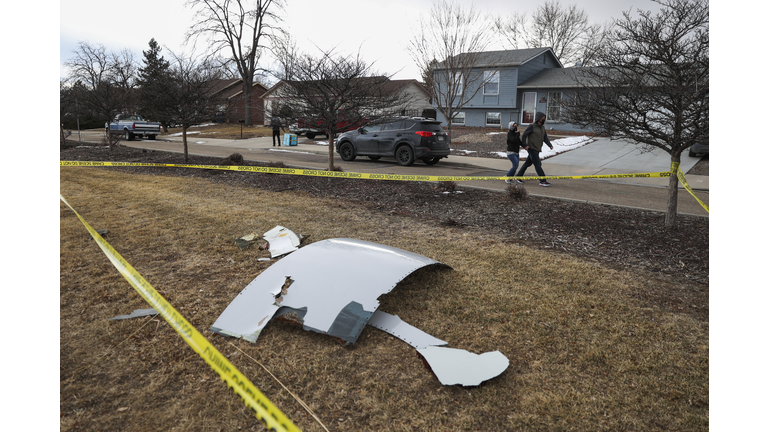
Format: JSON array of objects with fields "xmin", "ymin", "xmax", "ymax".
[
  {"xmin": 339, "ymin": 142, "xmax": 357, "ymax": 161},
  {"xmin": 306, "ymin": 132, "xmax": 316, "ymax": 140},
  {"xmin": 395, "ymin": 145, "xmax": 415, "ymax": 166},
  {"xmin": 124, "ymin": 130, "xmax": 134, "ymax": 141},
  {"xmin": 422, "ymin": 157, "xmax": 440, "ymax": 165},
  {"xmin": 368, "ymin": 156, "xmax": 381, "ymax": 161}
]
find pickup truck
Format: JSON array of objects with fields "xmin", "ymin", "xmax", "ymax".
[
  {"xmin": 288, "ymin": 115, "xmax": 367, "ymax": 140},
  {"xmin": 106, "ymin": 114, "xmax": 162, "ymax": 141}
]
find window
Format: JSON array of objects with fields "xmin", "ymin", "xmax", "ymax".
[
  {"xmin": 383, "ymin": 120, "xmax": 405, "ymax": 130},
  {"xmin": 451, "ymin": 112, "xmax": 465, "ymax": 126},
  {"xmin": 486, "ymin": 112, "xmax": 501, "ymax": 126},
  {"xmin": 452, "ymin": 72, "xmax": 464, "ymax": 95},
  {"xmin": 546, "ymin": 92, "xmax": 562, "ymax": 122},
  {"xmin": 484, "ymin": 70, "xmax": 500, "ymax": 95}
]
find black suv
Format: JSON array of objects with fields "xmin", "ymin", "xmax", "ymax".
[{"xmin": 335, "ymin": 118, "xmax": 450, "ymax": 166}]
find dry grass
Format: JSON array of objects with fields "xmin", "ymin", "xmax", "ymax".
[
  {"xmin": 162, "ymin": 123, "xmax": 274, "ymax": 140},
  {"xmin": 60, "ymin": 168, "xmax": 708, "ymax": 431}
]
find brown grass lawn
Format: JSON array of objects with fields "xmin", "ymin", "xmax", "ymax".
[
  {"xmin": 60, "ymin": 167, "xmax": 708, "ymax": 431},
  {"xmin": 161, "ymin": 123, "xmax": 274, "ymax": 140}
]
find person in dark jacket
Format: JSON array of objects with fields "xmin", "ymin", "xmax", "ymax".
[
  {"xmin": 516, "ymin": 112, "xmax": 554, "ymax": 186},
  {"xmin": 505, "ymin": 122, "xmax": 524, "ymax": 184},
  {"xmin": 271, "ymin": 117, "xmax": 286, "ymax": 146}
]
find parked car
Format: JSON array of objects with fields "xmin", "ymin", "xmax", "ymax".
[
  {"xmin": 688, "ymin": 142, "xmax": 709, "ymax": 157},
  {"xmin": 290, "ymin": 115, "xmax": 366, "ymax": 140},
  {"xmin": 335, "ymin": 118, "xmax": 450, "ymax": 166},
  {"xmin": 106, "ymin": 114, "xmax": 162, "ymax": 141}
]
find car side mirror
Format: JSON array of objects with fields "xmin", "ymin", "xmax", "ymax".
[{"xmin": 358, "ymin": 127, "xmax": 365, "ymax": 134}]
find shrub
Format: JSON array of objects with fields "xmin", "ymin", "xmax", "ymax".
[
  {"xmin": 435, "ymin": 181, "xmax": 458, "ymax": 193},
  {"xmin": 506, "ymin": 183, "xmax": 528, "ymax": 200}
]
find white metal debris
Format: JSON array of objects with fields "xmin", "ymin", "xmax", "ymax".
[
  {"xmin": 211, "ymin": 238, "xmax": 450, "ymax": 345},
  {"xmin": 416, "ymin": 346, "xmax": 510, "ymax": 386}
]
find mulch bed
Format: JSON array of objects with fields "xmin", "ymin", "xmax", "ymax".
[{"xmin": 61, "ymin": 141, "xmax": 709, "ymax": 321}]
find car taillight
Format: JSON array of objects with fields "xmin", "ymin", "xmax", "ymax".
[
  {"xmin": 132, "ymin": 123, "xmax": 136, "ymax": 130},
  {"xmin": 415, "ymin": 131, "xmax": 433, "ymax": 137}
]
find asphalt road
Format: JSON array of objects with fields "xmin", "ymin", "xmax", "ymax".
[{"xmin": 66, "ymin": 130, "xmax": 709, "ymax": 217}]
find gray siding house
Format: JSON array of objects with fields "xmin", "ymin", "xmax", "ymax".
[{"xmin": 434, "ymin": 48, "xmax": 593, "ymax": 133}]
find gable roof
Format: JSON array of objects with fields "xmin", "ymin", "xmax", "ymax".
[
  {"xmin": 209, "ymin": 78, "xmax": 242, "ymax": 98},
  {"xmin": 263, "ymin": 78, "xmax": 429, "ymax": 98},
  {"xmin": 517, "ymin": 67, "xmax": 603, "ymax": 88},
  {"xmin": 435, "ymin": 47, "xmax": 563, "ymax": 70},
  {"xmin": 227, "ymin": 81, "xmax": 269, "ymax": 100}
]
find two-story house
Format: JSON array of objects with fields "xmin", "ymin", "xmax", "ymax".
[{"xmin": 433, "ymin": 47, "xmax": 593, "ymax": 133}]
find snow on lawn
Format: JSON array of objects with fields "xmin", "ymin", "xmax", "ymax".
[
  {"xmin": 451, "ymin": 135, "xmax": 593, "ymax": 159},
  {"xmin": 165, "ymin": 131, "xmax": 221, "ymax": 137}
]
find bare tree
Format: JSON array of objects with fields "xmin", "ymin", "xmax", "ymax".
[
  {"xmin": 562, "ymin": 0, "xmax": 708, "ymax": 228},
  {"xmin": 163, "ymin": 51, "xmax": 225, "ymax": 162},
  {"xmin": 185, "ymin": 0, "xmax": 282, "ymax": 126},
  {"xmin": 64, "ymin": 42, "xmax": 137, "ymax": 149},
  {"xmin": 494, "ymin": 1, "xmax": 608, "ymax": 66},
  {"xmin": 275, "ymin": 48, "xmax": 412, "ymax": 170},
  {"xmin": 408, "ymin": 0, "xmax": 494, "ymax": 140}
]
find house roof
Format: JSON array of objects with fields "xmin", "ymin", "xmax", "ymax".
[
  {"xmin": 227, "ymin": 82, "xmax": 269, "ymax": 100},
  {"xmin": 263, "ymin": 78, "xmax": 429, "ymax": 98},
  {"xmin": 517, "ymin": 67, "xmax": 603, "ymax": 89},
  {"xmin": 209, "ymin": 78, "xmax": 242, "ymax": 98},
  {"xmin": 435, "ymin": 47, "xmax": 563, "ymax": 70}
]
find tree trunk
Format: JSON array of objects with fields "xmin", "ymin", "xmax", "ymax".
[
  {"xmin": 243, "ymin": 81, "xmax": 252, "ymax": 127},
  {"xmin": 106, "ymin": 116, "xmax": 115, "ymax": 151},
  {"xmin": 328, "ymin": 129, "xmax": 336, "ymax": 170},
  {"xmin": 664, "ymin": 157, "xmax": 681, "ymax": 228},
  {"xmin": 60, "ymin": 124, "xmax": 68, "ymax": 146},
  {"xmin": 182, "ymin": 126, "xmax": 189, "ymax": 163}
]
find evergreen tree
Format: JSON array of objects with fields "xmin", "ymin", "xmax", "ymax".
[{"xmin": 137, "ymin": 38, "xmax": 174, "ymax": 128}]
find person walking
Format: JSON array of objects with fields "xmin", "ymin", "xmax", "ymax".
[
  {"xmin": 516, "ymin": 112, "xmax": 554, "ymax": 186},
  {"xmin": 271, "ymin": 117, "xmax": 286, "ymax": 146},
  {"xmin": 505, "ymin": 122, "xmax": 524, "ymax": 184}
]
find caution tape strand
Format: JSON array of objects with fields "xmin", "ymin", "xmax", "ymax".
[
  {"xmin": 60, "ymin": 160, "xmax": 707, "ymax": 212},
  {"xmin": 60, "ymin": 194, "xmax": 301, "ymax": 432}
]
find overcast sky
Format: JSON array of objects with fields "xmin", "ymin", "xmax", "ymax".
[{"xmin": 59, "ymin": 0, "xmax": 669, "ymax": 82}]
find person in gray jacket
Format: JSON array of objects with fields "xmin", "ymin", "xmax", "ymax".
[
  {"xmin": 271, "ymin": 117, "xmax": 286, "ymax": 146},
  {"xmin": 516, "ymin": 112, "xmax": 554, "ymax": 186}
]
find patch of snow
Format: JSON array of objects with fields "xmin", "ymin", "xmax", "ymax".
[{"xmin": 269, "ymin": 149, "xmax": 314, "ymax": 155}]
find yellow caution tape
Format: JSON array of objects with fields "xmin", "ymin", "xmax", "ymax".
[
  {"xmin": 59, "ymin": 160, "xmax": 670, "ymax": 181},
  {"xmin": 672, "ymin": 162, "xmax": 709, "ymax": 213},
  {"xmin": 60, "ymin": 194, "xmax": 301, "ymax": 432},
  {"xmin": 60, "ymin": 161, "xmax": 707, "ymax": 212}
]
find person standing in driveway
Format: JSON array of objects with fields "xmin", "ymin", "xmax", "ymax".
[
  {"xmin": 271, "ymin": 117, "xmax": 285, "ymax": 146},
  {"xmin": 516, "ymin": 112, "xmax": 554, "ymax": 186},
  {"xmin": 505, "ymin": 122, "xmax": 524, "ymax": 184}
]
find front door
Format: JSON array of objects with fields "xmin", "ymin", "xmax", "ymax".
[{"xmin": 522, "ymin": 92, "xmax": 537, "ymax": 124}]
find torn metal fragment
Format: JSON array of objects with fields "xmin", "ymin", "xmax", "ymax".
[
  {"xmin": 211, "ymin": 238, "xmax": 450, "ymax": 344},
  {"xmin": 234, "ymin": 232, "xmax": 259, "ymax": 250},
  {"xmin": 262, "ymin": 226, "xmax": 302, "ymax": 258},
  {"xmin": 109, "ymin": 308, "xmax": 158, "ymax": 320},
  {"xmin": 367, "ymin": 310, "xmax": 447, "ymax": 349},
  {"xmin": 416, "ymin": 346, "xmax": 510, "ymax": 386}
]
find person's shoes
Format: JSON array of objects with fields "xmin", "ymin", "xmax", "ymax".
[
  {"xmin": 539, "ymin": 181, "xmax": 551, "ymax": 187},
  {"xmin": 515, "ymin": 179, "xmax": 525, "ymax": 184},
  {"xmin": 505, "ymin": 179, "xmax": 513, "ymax": 184}
]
